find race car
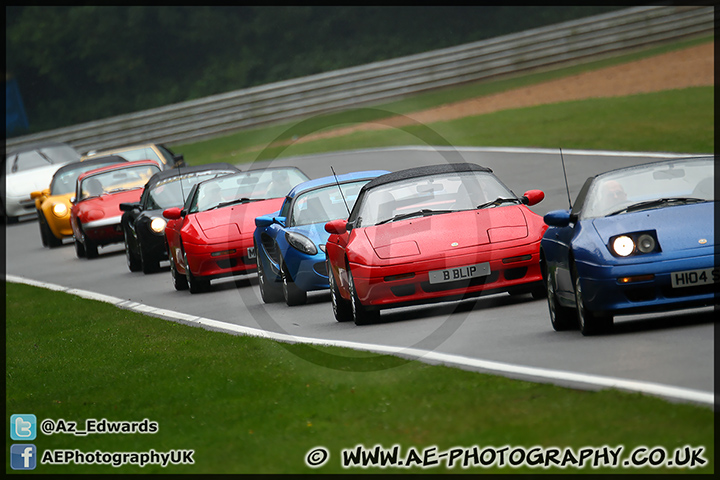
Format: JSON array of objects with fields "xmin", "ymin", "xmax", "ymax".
[
  {"xmin": 324, "ymin": 162, "xmax": 547, "ymax": 325},
  {"xmin": 540, "ymin": 155, "xmax": 716, "ymax": 335},
  {"xmin": 120, "ymin": 162, "xmax": 240, "ymax": 273},
  {"xmin": 32, "ymin": 155, "xmax": 128, "ymax": 247},
  {"xmin": 163, "ymin": 166, "xmax": 309, "ymax": 293},
  {"xmin": 253, "ymin": 169, "xmax": 389, "ymax": 305},
  {"xmin": 71, "ymin": 160, "xmax": 161, "ymax": 259}
]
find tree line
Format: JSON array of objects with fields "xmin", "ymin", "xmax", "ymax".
[{"xmin": 6, "ymin": 6, "xmax": 623, "ymax": 135}]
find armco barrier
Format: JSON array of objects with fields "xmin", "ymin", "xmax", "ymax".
[{"xmin": 6, "ymin": 5, "xmax": 713, "ymax": 154}]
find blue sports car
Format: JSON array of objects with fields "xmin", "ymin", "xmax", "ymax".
[
  {"xmin": 254, "ymin": 170, "xmax": 389, "ymax": 306},
  {"xmin": 540, "ymin": 156, "xmax": 716, "ymax": 335}
]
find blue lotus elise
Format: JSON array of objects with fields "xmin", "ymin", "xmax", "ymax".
[
  {"xmin": 253, "ymin": 170, "xmax": 389, "ymax": 305},
  {"xmin": 540, "ymin": 156, "xmax": 716, "ymax": 335}
]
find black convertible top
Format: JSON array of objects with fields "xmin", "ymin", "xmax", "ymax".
[
  {"xmin": 360, "ymin": 162, "xmax": 493, "ymax": 192},
  {"xmin": 144, "ymin": 162, "xmax": 240, "ymax": 190},
  {"xmin": 53, "ymin": 155, "xmax": 128, "ymax": 177}
]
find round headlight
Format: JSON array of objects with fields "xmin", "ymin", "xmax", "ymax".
[
  {"xmin": 637, "ymin": 234, "xmax": 656, "ymax": 253},
  {"xmin": 150, "ymin": 217, "xmax": 167, "ymax": 233},
  {"xmin": 612, "ymin": 235, "xmax": 635, "ymax": 257},
  {"xmin": 52, "ymin": 202, "xmax": 68, "ymax": 217}
]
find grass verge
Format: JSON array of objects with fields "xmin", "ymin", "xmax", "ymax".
[{"xmin": 5, "ymin": 282, "xmax": 714, "ymax": 474}]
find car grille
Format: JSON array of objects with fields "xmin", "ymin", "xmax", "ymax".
[{"xmin": 260, "ymin": 233, "xmax": 280, "ymax": 263}]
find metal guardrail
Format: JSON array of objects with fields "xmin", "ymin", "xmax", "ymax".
[{"xmin": 6, "ymin": 5, "xmax": 714, "ymax": 155}]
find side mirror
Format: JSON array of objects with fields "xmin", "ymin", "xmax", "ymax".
[
  {"xmin": 255, "ymin": 215, "xmax": 274, "ymax": 228},
  {"xmin": 325, "ymin": 219, "xmax": 348, "ymax": 234},
  {"xmin": 163, "ymin": 207, "xmax": 183, "ymax": 220},
  {"xmin": 173, "ymin": 154, "xmax": 185, "ymax": 166},
  {"xmin": 119, "ymin": 202, "xmax": 141, "ymax": 212},
  {"xmin": 544, "ymin": 209, "xmax": 572, "ymax": 227},
  {"xmin": 274, "ymin": 216, "xmax": 286, "ymax": 227},
  {"xmin": 30, "ymin": 190, "xmax": 46, "ymax": 200},
  {"xmin": 521, "ymin": 190, "xmax": 545, "ymax": 206}
]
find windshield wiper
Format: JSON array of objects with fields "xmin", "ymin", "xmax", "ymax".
[
  {"xmin": 607, "ymin": 197, "xmax": 706, "ymax": 216},
  {"xmin": 376, "ymin": 209, "xmax": 452, "ymax": 225},
  {"xmin": 208, "ymin": 198, "xmax": 259, "ymax": 210},
  {"xmin": 476, "ymin": 197, "xmax": 520, "ymax": 209}
]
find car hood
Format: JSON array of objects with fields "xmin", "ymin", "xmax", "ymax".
[
  {"xmin": 75, "ymin": 189, "xmax": 143, "ymax": 220},
  {"xmin": 195, "ymin": 198, "xmax": 284, "ymax": 240},
  {"xmin": 363, "ymin": 206, "xmax": 529, "ymax": 259},
  {"xmin": 5, "ymin": 164, "xmax": 64, "ymax": 196},
  {"xmin": 591, "ymin": 201, "xmax": 714, "ymax": 252}
]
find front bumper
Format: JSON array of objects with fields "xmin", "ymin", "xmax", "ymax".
[
  {"xmin": 350, "ymin": 243, "xmax": 542, "ymax": 309},
  {"xmin": 184, "ymin": 236, "xmax": 257, "ymax": 280},
  {"xmin": 576, "ymin": 252, "xmax": 719, "ymax": 316}
]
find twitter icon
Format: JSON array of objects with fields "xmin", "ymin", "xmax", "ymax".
[{"xmin": 11, "ymin": 414, "xmax": 36, "ymax": 441}]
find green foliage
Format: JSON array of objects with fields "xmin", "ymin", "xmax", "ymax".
[
  {"xmin": 6, "ymin": 6, "xmax": 624, "ymax": 133},
  {"xmin": 5, "ymin": 282, "xmax": 714, "ymax": 473}
]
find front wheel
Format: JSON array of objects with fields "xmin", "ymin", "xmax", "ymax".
[
  {"xmin": 573, "ymin": 264, "xmax": 613, "ymax": 336},
  {"xmin": 124, "ymin": 228, "xmax": 142, "ymax": 272},
  {"xmin": 546, "ymin": 273, "xmax": 576, "ymax": 331},
  {"xmin": 281, "ymin": 261, "xmax": 307, "ymax": 306},
  {"xmin": 329, "ymin": 263, "xmax": 352, "ymax": 322},
  {"xmin": 185, "ymin": 252, "xmax": 209, "ymax": 294},
  {"xmin": 256, "ymin": 248, "xmax": 282, "ymax": 303},
  {"xmin": 348, "ymin": 269, "xmax": 379, "ymax": 326},
  {"xmin": 170, "ymin": 247, "xmax": 188, "ymax": 291}
]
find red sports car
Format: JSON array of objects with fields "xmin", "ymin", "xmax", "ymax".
[
  {"xmin": 71, "ymin": 160, "xmax": 161, "ymax": 259},
  {"xmin": 163, "ymin": 166, "xmax": 309, "ymax": 293},
  {"xmin": 324, "ymin": 163, "xmax": 547, "ymax": 325}
]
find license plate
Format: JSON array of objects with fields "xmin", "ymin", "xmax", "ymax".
[
  {"xmin": 247, "ymin": 247, "xmax": 256, "ymax": 259},
  {"xmin": 429, "ymin": 262, "xmax": 490, "ymax": 284},
  {"xmin": 671, "ymin": 268, "xmax": 719, "ymax": 288}
]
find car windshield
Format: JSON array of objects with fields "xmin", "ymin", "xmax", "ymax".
[
  {"xmin": 51, "ymin": 161, "xmax": 120, "ymax": 195},
  {"xmin": 581, "ymin": 157, "xmax": 714, "ymax": 219},
  {"xmin": 289, "ymin": 180, "xmax": 369, "ymax": 227},
  {"xmin": 79, "ymin": 164, "xmax": 160, "ymax": 200},
  {"xmin": 145, "ymin": 170, "xmax": 235, "ymax": 210},
  {"xmin": 189, "ymin": 168, "xmax": 308, "ymax": 213},
  {"xmin": 354, "ymin": 171, "xmax": 515, "ymax": 227},
  {"xmin": 91, "ymin": 146, "xmax": 164, "ymax": 166},
  {"xmin": 6, "ymin": 144, "xmax": 80, "ymax": 174}
]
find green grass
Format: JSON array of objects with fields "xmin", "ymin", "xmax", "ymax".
[
  {"xmin": 173, "ymin": 36, "xmax": 713, "ymax": 166},
  {"xmin": 5, "ymin": 283, "xmax": 714, "ymax": 474}
]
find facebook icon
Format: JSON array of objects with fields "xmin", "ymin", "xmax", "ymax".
[{"xmin": 11, "ymin": 444, "xmax": 37, "ymax": 470}]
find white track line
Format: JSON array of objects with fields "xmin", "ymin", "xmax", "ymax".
[{"xmin": 6, "ymin": 274, "xmax": 713, "ymax": 407}]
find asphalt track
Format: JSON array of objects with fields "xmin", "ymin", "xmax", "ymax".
[{"xmin": 5, "ymin": 146, "xmax": 715, "ymax": 406}]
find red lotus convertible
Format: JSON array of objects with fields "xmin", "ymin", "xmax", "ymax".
[
  {"xmin": 71, "ymin": 160, "xmax": 161, "ymax": 259},
  {"xmin": 324, "ymin": 163, "xmax": 547, "ymax": 325},
  {"xmin": 163, "ymin": 167, "xmax": 309, "ymax": 293}
]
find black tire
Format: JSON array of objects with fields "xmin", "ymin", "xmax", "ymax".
[
  {"xmin": 74, "ymin": 236, "xmax": 86, "ymax": 258},
  {"xmin": 124, "ymin": 228, "xmax": 142, "ymax": 272},
  {"xmin": 169, "ymin": 246, "xmax": 188, "ymax": 291},
  {"xmin": 37, "ymin": 210, "xmax": 49, "ymax": 247},
  {"xmin": 140, "ymin": 245, "xmax": 160, "ymax": 274},
  {"xmin": 573, "ymin": 263, "xmax": 613, "ymax": 336},
  {"xmin": 256, "ymin": 247, "xmax": 282, "ymax": 303},
  {"xmin": 348, "ymin": 268, "xmax": 379, "ymax": 325},
  {"xmin": 185, "ymin": 251, "xmax": 209, "ymax": 294},
  {"xmin": 84, "ymin": 234, "xmax": 99, "ymax": 259},
  {"xmin": 281, "ymin": 261, "xmax": 307, "ymax": 306},
  {"xmin": 329, "ymin": 263, "xmax": 353, "ymax": 322},
  {"xmin": 545, "ymin": 271, "xmax": 576, "ymax": 331}
]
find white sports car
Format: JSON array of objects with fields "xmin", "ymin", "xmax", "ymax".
[{"xmin": 4, "ymin": 141, "xmax": 80, "ymax": 223}]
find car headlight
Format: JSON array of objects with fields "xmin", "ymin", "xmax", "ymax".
[
  {"xmin": 149, "ymin": 217, "xmax": 166, "ymax": 233},
  {"xmin": 637, "ymin": 234, "xmax": 656, "ymax": 254},
  {"xmin": 285, "ymin": 232, "xmax": 317, "ymax": 255},
  {"xmin": 52, "ymin": 203, "xmax": 68, "ymax": 217},
  {"xmin": 611, "ymin": 235, "xmax": 635, "ymax": 257}
]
